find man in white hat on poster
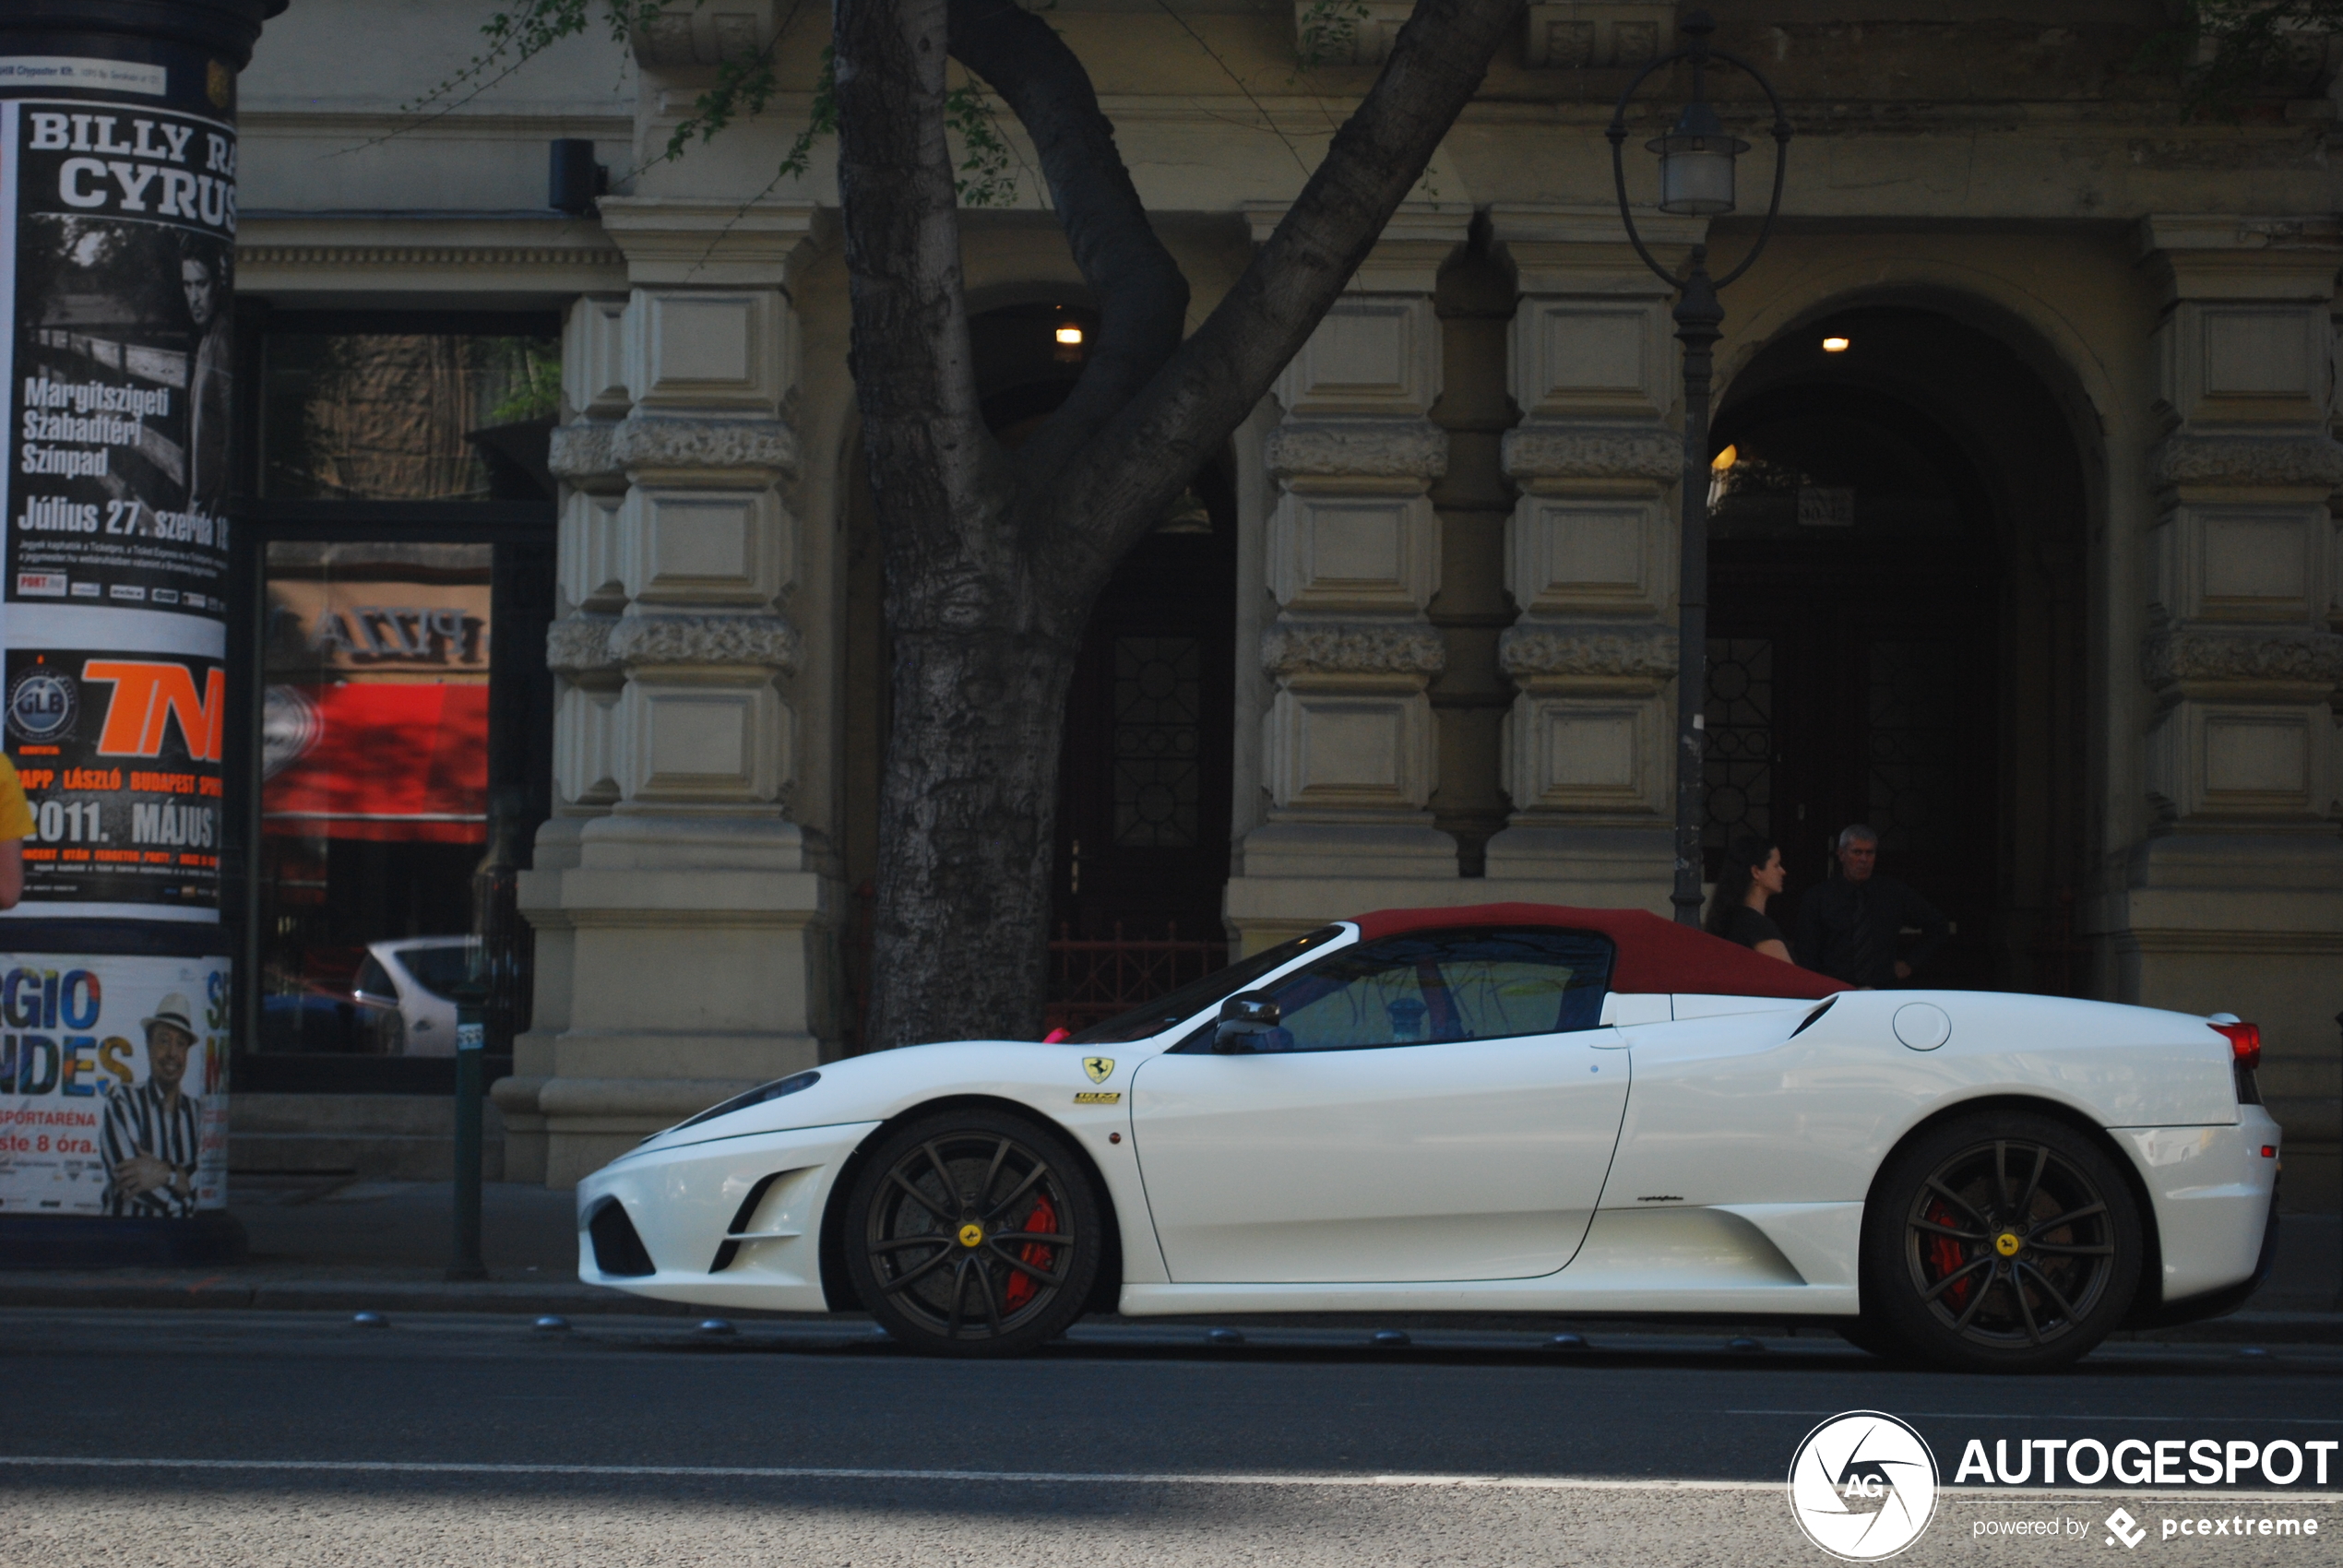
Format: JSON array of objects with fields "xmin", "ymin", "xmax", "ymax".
[{"xmin": 101, "ymin": 993, "xmax": 203, "ymax": 1218}]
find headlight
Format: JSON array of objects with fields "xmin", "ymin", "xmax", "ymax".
[{"xmin": 658, "ymin": 1069, "xmax": 823, "ymax": 1138}]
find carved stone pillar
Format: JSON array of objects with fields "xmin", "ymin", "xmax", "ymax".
[
  {"xmin": 499, "ymin": 201, "xmax": 828, "ymax": 1188},
  {"xmin": 2106, "ymin": 216, "xmax": 2343, "ymax": 1209},
  {"xmin": 1223, "ymin": 212, "xmax": 1468, "ymax": 949},
  {"xmin": 1484, "ymin": 207, "xmax": 1703, "ymax": 906}
]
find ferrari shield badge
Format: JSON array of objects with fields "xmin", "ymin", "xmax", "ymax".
[{"xmin": 1083, "ymin": 1057, "xmax": 1114, "ymax": 1084}]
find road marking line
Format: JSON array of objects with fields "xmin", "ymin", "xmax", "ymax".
[
  {"xmin": 0, "ymin": 1458, "xmax": 1766, "ymax": 1490},
  {"xmin": 1730, "ymin": 1410, "xmax": 2343, "ymax": 1426},
  {"xmin": 0, "ymin": 1458, "xmax": 2330, "ymax": 1500}
]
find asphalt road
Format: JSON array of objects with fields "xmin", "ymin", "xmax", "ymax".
[{"xmin": 3, "ymin": 1309, "xmax": 2337, "ymax": 1567}]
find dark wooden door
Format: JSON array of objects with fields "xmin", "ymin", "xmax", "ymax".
[
  {"xmin": 1051, "ymin": 514, "xmax": 1237, "ymax": 944},
  {"xmin": 1707, "ymin": 553, "xmax": 1998, "ymax": 988}
]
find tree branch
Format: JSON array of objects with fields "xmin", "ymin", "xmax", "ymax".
[
  {"xmin": 834, "ymin": 0, "xmax": 1011, "ymax": 626},
  {"xmin": 946, "ymin": 0, "xmax": 1191, "ymax": 497},
  {"xmin": 1044, "ymin": 0, "xmax": 1522, "ymax": 599}
]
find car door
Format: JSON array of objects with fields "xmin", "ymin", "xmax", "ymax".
[{"xmin": 1128, "ymin": 926, "xmax": 1630, "ymax": 1283}]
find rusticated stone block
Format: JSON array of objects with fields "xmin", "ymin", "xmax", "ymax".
[
  {"xmin": 1261, "ymin": 620, "xmax": 1447, "ymax": 679},
  {"xmin": 1265, "ymin": 420, "xmax": 1448, "ymax": 481},
  {"xmin": 546, "ymin": 614, "xmax": 620, "ymax": 675},
  {"xmin": 609, "ymin": 612, "xmax": 803, "ymax": 673},
  {"xmin": 2150, "ymin": 433, "xmax": 2343, "ymax": 491},
  {"xmin": 1504, "ymin": 423, "xmax": 1682, "ymax": 483},
  {"xmin": 548, "ymin": 420, "xmax": 623, "ymax": 485},
  {"xmin": 1498, "ymin": 620, "xmax": 1679, "ymax": 680},
  {"xmin": 611, "ymin": 415, "xmax": 797, "ymax": 476},
  {"xmin": 2140, "ymin": 626, "xmax": 2343, "ymax": 688}
]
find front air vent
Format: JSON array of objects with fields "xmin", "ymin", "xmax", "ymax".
[
  {"xmin": 589, "ymin": 1200, "xmax": 656, "ymax": 1277},
  {"xmin": 709, "ymin": 1170, "xmax": 791, "ymax": 1273}
]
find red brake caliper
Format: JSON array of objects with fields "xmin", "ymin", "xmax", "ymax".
[
  {"xmin": 1924, "ymin": 1199, "xmax": 1970, "ymax": 1308},
  {"xmin": 1000, "ymin": 1192, "xmax": 1059, "ymax": 1313}
]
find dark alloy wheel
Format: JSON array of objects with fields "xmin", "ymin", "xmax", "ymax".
[
  {"xmin": 1860, "ymin": 1111, "xmax": 2142, "ymax": 1372},
  {"xmin": 841, "ymin": 1109, "xmax": 1104, "ymax": 1358}
]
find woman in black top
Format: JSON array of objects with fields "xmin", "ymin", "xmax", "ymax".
[{"xmin": 1705, "ymin": 833, "xmax": 1793, "ymax": 963}]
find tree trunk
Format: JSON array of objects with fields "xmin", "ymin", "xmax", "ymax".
[
  {"xmin": 871, "ymin": 624, "xmax": 1080, "ymax": 1046},
  {"xmin": 837, "ymin": 0, "xmax": 1525, "ymax": 1047}
]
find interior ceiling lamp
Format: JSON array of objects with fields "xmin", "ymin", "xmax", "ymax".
[
  {"xmin": 1822, "ymin": 335, "xmax": 1850, "ymax": 352},
  {"xmin": 1054, "ymin": 325, "xmax": 1083, "ymax": 344}
]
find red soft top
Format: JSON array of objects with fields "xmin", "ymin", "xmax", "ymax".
[{"xmin": 1348, "ymin": 902, "xmax": 1848, "ymax": 1001}]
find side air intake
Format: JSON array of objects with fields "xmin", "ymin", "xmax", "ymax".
[{"xmin": 588, "ymin": 1200, "xmax": 656, "ymax": 1277}]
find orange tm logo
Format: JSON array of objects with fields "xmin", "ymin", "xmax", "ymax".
[{"xmin": 80, "ymin": 661, "xmax": 224, "ymax": 762}]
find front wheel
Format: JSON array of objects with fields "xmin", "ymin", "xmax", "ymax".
[
  {"xmin": 1860, "ymin": 1111, "xmax": 2143, "ymax": 1372},
  {"xmin": 841, "ymin": 1108, "xmax": 1104, "ymax": 1357}
]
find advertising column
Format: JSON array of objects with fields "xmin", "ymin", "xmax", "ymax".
[{"xmin": 0, "ymin": 1, "xmax": 279, "ymax": 1264}]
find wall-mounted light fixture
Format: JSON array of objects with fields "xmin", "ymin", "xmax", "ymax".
[{"xmin": 549, "ymin": 138, "xmax": 608, "ymax": 216}]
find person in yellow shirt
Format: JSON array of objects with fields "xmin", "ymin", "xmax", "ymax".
[{"xmin": 0, "ymin": 754, "xmax": 31, "ymax": 908}]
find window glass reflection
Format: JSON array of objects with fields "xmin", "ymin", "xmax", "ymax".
[
  {"xmin": 256, "ymin": 541, "xmax": 492, "ymax": 1054},
  {"xmin": 260, "ymin": 334, "xmax": 558, "ymax": 501}
]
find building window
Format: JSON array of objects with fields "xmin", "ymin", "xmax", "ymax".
[
  {"xmin": 260, "ymin": 332, "xmax": 559, "ymax": 501},
  {"xmin": 1112, "ymin": 636, "xmax": 1201, "ymax": 849},
  {"xmin": 229, "ymin": 312, "xmax": 556, "ymax": 1093}
]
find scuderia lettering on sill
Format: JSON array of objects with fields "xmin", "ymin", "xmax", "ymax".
[{"xmin": 1790, "ymin": 1411, "xmax": 1939, "ymax": 1562}]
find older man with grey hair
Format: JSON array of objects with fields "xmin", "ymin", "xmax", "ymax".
[{"xmin": 1792, "ymin": 826, "xmax": 1949, "ymax": 989}]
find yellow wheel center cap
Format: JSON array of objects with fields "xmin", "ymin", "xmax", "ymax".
[
  {"xmin": 1994, "ymin": 1231, "xmax": 2023, "ymax": 1257},
  {"xmin": 957, "ymin": 1223, "xmax": 985, "ymax": 1249}
]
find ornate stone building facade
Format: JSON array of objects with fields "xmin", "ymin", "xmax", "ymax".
[{"xmin": 236, "ymin": 0, "xmax": 2342, "ymax": 1206}]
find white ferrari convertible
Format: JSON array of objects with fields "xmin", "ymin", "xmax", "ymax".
[{"xmin": 576, "ymin": 903, "xmax": 2280, "ymax": 1371}]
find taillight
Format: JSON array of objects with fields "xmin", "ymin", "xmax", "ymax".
[{"xmin": 2211, "ymin": 1020, "xmax": 2261, "ymax": 1070}]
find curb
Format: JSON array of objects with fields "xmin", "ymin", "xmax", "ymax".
[
  {"xmin": 0, "ymin": 1271, "xmax": 2334, "ymax": 1344},
  {"xmin": 0, "ymin": 1272, "xmax": 730, "ymax": 1318}
]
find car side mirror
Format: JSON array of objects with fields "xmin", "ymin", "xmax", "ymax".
[{"xmin": 1213, "ymin": 992, "xmax": 1279, "ymax": 1053}]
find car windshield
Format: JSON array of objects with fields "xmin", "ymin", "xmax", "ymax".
[
  {"xmin": 396, "ymin": 942, "xmax": 476, "ymax": 1003},
  {"xmin": 1064, "ymin": 926, "xmax": 1347, "ymax": 1044},
  {"xmin": 354, "ymin": 956, "xmax": 397, "ymax": 1000}
]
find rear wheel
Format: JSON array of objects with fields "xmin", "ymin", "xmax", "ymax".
[
  {"xmin": 842, "ymin": 1108, "xmax": 1103, "ymax": 1358},
  {"xmin": 1861, "ymin": 1111, "xmax": 2142, "ymax": 1372}
]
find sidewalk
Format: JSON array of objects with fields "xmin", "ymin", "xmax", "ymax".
[{"xmin": 0, "ymin": 1178, "xmax": 2334, "ymax": 1342}]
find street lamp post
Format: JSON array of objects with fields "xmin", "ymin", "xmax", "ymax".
[{"xmin": 1607, "ymin": 11, "xmax": 1791, "ymax": 926}]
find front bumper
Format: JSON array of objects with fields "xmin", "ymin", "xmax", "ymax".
[
  {"xmin": 574, "ymin": 1121, "xmax": 880, "ymax": 1313},
  {"xmin": 2114, "ymin": 1107, "xmax": 2280, "ymax": 1308}
]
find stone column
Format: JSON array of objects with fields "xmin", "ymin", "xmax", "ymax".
[
  {"xmin": 2110, "ymin": 216, "xmax": 2343, "ymax": 1210},
  {"xmin": 498, "ymin": 200, "xmax": 829, "ymax": 1189},
  {"xmin": 1483, "ymin": 207, "xmax": 1704, "ymax": 908},
  {"xmin": 1222, "ymin": 211, "xmax": 1467, "ymax": 951}
]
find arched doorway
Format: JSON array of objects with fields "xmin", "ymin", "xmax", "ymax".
[
  {"xmin": 837, "ymin": 301, "xmax": 1238, "ymax": 1042},
  {"xmin": 1707, "ymin": 305, "xmax": 2088, "ymax": 991}
]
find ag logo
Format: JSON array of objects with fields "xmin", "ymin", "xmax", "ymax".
[
  {"xmin": 1788, "ymin": 1410, "xmax": 1938, "ymax": 1561},
  {"xmin": 6, "ymin": 669, "xmax": 76, "ymax": 743},
  {"xmin": 1082, "ymin": 1057, "xmax": 1114, "ymax": 1084}
]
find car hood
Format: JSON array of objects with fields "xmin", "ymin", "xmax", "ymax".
[{"xmin": 616, "ymin": 1038, "xmax": 1119, "ymax": 1160}]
